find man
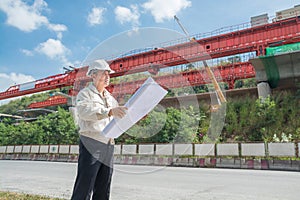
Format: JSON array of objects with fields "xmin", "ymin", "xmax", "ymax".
[{"xmin": 71, "ymin": 59, "xmax": 127, "ymax": 200}]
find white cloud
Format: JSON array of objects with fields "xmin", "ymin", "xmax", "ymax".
[
  {"xmin": 20, "ymin": 38, "xmax": 72, "ymax": 66},
  {"xmin": 142, "ymin": 0, "xmax": 191, "ymax": 23},
  {"xmin": 20, "ymin": 49, "xmax": 34, "ymax": 56},
  {"xmin": 0, "ymin": 0, "xmax": 48, "ymax": 32},
  {"xmin": 0, "ymin": 72, "xmax": 35, "ymax": 91},
  {"xmin": 114, "ymin": 5, "xmax": 140, "ymax": 27},
  {"xmin": 0, "ymin": 72, "xmax": 36, "ymax": 105},
  {"xmin": 0, "ymin": 0, "xmax": 67, "ymax": 36},
  {"xmin": 87, "ymin": 7, "xmax": 106, "ymax": 26},
  {"xmin": 47, "ymin": 23, "xmax": 67, "ymax": 32},
  {"xmin": 35, "ymin": 38, "xmax": 70, "ymax": 65}
]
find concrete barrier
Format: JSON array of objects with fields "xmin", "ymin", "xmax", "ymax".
[
  {"xmin": 241, "ymin": 143, "xmax": 265, "ymax": 157},
  {"xmin": 195, "ymin": 144, "xmax": 215, "ymax": 156},
  {"xmin": 57, "ymin": 154, "xmax": 69, "ymax": 162},
  {"xmin": 174, "ymin": 144, "xmax": 193, "ymax": 155},
  {"xmin": 58, "ymin": 145, "xmax": 70, "ymax": 154},
  {"xmin": 196, "ymin": 158, "xmax": 216, "ymax": 167},
  {"xmin": 153, "ymin": 157, "xmax": 173, "ymax": 166},
  {"xmin": 0, "ymin": 146, "xmax": 6, "ymax": 153},
  {"xmin": 47, "ymin": 154, "xmax": 58, "ymax": 161},
  {"xmin": 6, "ymin": 146, "xmax": 14, "ymax": 153},
  {"xmin": 31, "ymin": 145, "xmax": 40, "ymax": 153},
  {"xmin": 119, "ymin": 156, "xmax": 138, "ymax": 165},
  {"xmin": 22, "ymin": 145, "xmax": 31, "ymax": 153},
  {"xmin": 122, "ymin": 145, "xmax": 137, "ymax": 155},
  {"xmin": 114, "ymin": 155, "xmax": 122, "ymax": 164},
  {"xmin": 268, "ymin": 143, "xmax": 295, "ymax": 157},
  {"xmin": 241, "ymin": 158, "xmax": 265, "ymax": 169},
  {"xmin": 49, "ymin": 145, "xmax": 58, "ymax": 154},
  {"xmin": 14, "ymin": 146, "xmax": 22, "ymax": 153},
  {"xmin": 68, "ymin": 155, "xmax": 78, "ymax": 162},
  {"xmin": 70, "ymin": 145, "xmax": 79, "ymax": 154},
  {"xmin": 36, "ymin": 154, "xmax": 48, "ymax": 161},
  {"xmin": 139, "ymin": 144, "xmax": 154, "ymax": 155},
  {"xmin": 114, "ymin": 145, "xmax": 121, "ymax": 155},
  {"xmin": 217, "ymin": 143, "xmax": 239, "ymax": 156},
  {"xmin": 135, "ymin": 156, "xmax": 155, "ymax": 165},
  {"xmin": 39, "ymin": 145, "xmax": 49, "ymax": 154},
  {"xmin": 155, "ymin": 144, "xmax": 173, "ymax": 155},
  {"xmin": 268, "ymin": 160, "xmax": 300, "ymax": 171},
  {"xmin": 216, "ymin": 158, "xmax": 241, "ymax": 168},
  {"xmin": 0, "ymin": 143, "xmax": 299, "ymax": 171},
  {"xmin": 173, "ymin": 157, "xmax": 194, "ymax": 166}
]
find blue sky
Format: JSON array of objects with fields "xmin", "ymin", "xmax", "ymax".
[{"xmin": 0, "ymin": 0, "xmax": 299, "ymax": 97}]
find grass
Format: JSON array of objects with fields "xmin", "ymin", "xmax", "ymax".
[{"xmin": 0, "ymin": 191, "xmax": 62, "ymax": 200}]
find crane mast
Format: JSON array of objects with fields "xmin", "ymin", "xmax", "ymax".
[{"xmin": 174, "ymin": 15, "xmax": 227, "ymax": 109}]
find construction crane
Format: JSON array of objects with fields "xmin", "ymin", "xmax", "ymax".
[{"xmin": 174, "ymin": 15, "xmax": 227, "ymax": 110}]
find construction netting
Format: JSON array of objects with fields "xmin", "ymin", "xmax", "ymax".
[
  {"xmin": 259, "ymin": 56, "xmax": 280, "ymax": 88},
  {"xmin": 265, "ymin": 42, "xmax": 300, "ymax": 56},
  {"xmin": 259, "ymin": 42, "xmax": 300, "ymax": 88}
]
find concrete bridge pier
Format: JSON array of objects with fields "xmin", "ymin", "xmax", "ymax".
[
  {"xmin": 257, "ymin": 82, "xmax": 272, "ymax": 99},
  {"xmin": 250, "ymin": 51, "xmax": 300, "ymax": 98}
]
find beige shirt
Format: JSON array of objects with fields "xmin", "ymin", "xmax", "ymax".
[{"xmin": 75, "ymin": 83, "xmax": 118, "ymax": 144}]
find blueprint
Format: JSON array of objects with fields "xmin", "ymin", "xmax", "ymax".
[{"xmin": 102, "ymin": 77, "xmax": 168, "ymax": 138}]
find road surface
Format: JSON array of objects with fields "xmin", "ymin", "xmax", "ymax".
[{"xmin": 0, "ymin": 160, "xmax": 299, "ymax": 199}]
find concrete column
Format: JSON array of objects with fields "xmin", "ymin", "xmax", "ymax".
[{"xmin": 257, "ymin": 82, "xmax": 271, "ymax": 99}]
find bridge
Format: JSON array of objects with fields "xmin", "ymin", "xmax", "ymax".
[{"xmin": 0, "ymin": 13, "xmax": 299, "ymax": 108}]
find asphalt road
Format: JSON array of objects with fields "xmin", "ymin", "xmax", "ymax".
[{"xmin": 0, "ymin": 160, "xmax": 299, "ymax": 200}]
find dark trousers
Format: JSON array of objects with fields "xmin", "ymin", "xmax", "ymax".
[{"xmin": 71, "ymin": 136, "xmax": 114, "ymax": 200}]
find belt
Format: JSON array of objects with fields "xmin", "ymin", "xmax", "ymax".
[
  {"xmin": 109, "ymin": 138, "xmax": 115, "ymax": 145},
  {"xmin": 80, "ymin": 132, "xmax": 114, "ymax": 145}
]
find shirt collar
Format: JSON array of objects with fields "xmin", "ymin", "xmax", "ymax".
[{"xmin": 88, "ymin": 82, "xmax": 108, "ymax": 98}]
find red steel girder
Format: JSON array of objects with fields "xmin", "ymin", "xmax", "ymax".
[
  {"xmin": 108, "ymin": 61, "xmax": 254, "ymax": 95},
  {"xmin": 108, "ymin": 17, "xmax": 300, "ymax": 75},
  {"xmin": 28, "ymin": 95, "xmax": 68, "ymax": 109},
  {"xmin": 26, "ymin": 62, "xmax": 255, "ymax": 108},
  {"xmin": 0, "ymin": 70, "xmax": 79, "ymax": 100}
]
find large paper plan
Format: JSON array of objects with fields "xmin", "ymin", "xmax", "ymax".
[{"xmin": 102, "ymin": 77, "xmax": 168, "ymax": 138}]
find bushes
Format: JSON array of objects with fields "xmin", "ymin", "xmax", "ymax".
[
  {"xmin": 0, "ymin": 107, "xmax": 78, "ymax": 145},
  {"xmin": 116, "ymin": 106, "xmax": 206, "ymax": 144},
  {"xmin": 222, "ymin": 91, "xmax": 300, "ymax": 142}
]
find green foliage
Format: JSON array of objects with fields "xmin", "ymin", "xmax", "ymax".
[
  {"xmin": 0, "ymin": 191, "xmax": 61, "ymax": 200},
  {"xmin": 0, "ymin": 87, "xmax": 299, "ymax": 145},
  {"xmin": 222, "ymin": 91, "xmax": 300, "ymax": 142},
  {"xmin": 110, "ymin": 73, "xmax": 148, "ymax": 85},
  {"xmin": 234, "ymin": 78, "xmax": 257, "ymax": 89},
  {"xmin": 0, "ymin": 90, "xmax": 71, "ymax": 116},
  {"xmin": 116, "ymin": 106, "xmax": 207, "ymax": 144},
  {"xmin": 0, "ymin": 93, "xmax": 49, "ymax": 115},
  {"xmin": 0, "ymin": 107, "xmax": 78, "ymax": 145}
]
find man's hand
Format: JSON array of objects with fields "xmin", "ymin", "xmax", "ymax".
[{"xmin": 108, "ymin": 106, "xmax": 127, "ymax": 118}]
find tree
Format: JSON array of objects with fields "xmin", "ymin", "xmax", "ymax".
[{"xmin": 35, "ymin": 107, "xmax": 78, "ymax": 144}]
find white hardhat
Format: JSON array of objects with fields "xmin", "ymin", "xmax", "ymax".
[{"xmin": 86, "ymin": 59, "xmax": 115, "ymax": 76}]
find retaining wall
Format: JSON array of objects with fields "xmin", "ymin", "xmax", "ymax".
[{"xmin": 0, "ymin": 142, "xmax": 299, "ymax": 171}]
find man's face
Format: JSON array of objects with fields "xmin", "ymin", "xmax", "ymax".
[{"xmin": 93, "ymin": 70, "xmax": 110, "ymax": 88}]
